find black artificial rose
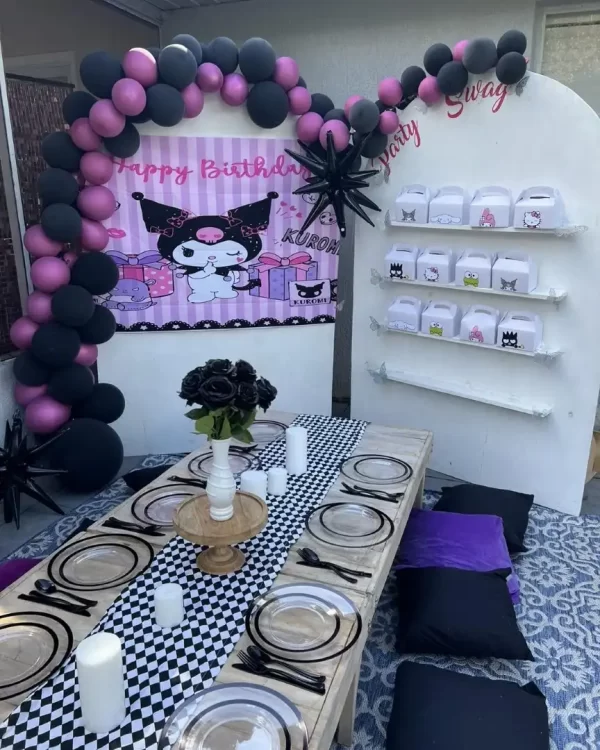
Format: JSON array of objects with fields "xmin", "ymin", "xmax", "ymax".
[
  {"xmin": 235, "ymin": 360, "xmax": 257, "ymax": 383},
  {"xmin": 256, "ymin": 377, "xmax": 277, "ymax": 411},
  {"xmin": 198, "ymin": 376, "xmax": 237, "ymax": 411},
  {"xmin": 236, "ymin": 382, "xmax": 259, "ymax": 411},
  {"xmin": 180, "ymin": 367, "xmax": 206, "ymax": 405},
  {"xmin": 201, "ymin": 359, "xmax": 236, "ymax": 379}
]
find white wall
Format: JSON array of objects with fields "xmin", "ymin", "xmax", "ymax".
[{"xmin": 0, "ymin": 361, "xmax": 16, "ymax": 429}]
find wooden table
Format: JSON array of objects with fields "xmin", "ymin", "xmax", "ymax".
[{"xmin": 0, "ymin": 411, "xmax": 432, "ymax": 748}]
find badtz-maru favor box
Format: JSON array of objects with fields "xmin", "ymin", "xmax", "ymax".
[
  {"xmin": 497, "ymin": 311, "xmax": 543, "ymax": 352},
  {"xmin": 385, "ymin": 245, "xmax": 419, "ymax": 281}
]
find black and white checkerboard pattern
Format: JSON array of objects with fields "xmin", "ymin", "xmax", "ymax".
[{"xmin": 1, "ymin": 414, "xmax": 367, "ymax": 750}]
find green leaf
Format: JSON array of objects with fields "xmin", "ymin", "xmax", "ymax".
[
  {"xmin": 232, "ymin": 428, "xmax": 253, "ymax": 444},
  {"xmin": 185, "ymin": 408, "xmax": 207, "ymax": 420},
  {"xmin": 194, "ymin": 415, "xmax": 214, "ymax": 435},
  {"xmin": 241, "ymin": 409, "xmax": 257, "ymax": 430},
  {"xmin": 218, "ymin": 415, "xmax": 232, "ymax": 440},
  {"xmin": 209, "ymin": 407, "xmax": 227, "ymax": 417}
]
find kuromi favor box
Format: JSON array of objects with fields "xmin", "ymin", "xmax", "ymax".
[
  {"xmin": 394, "ymin": 185, "xmax": 436, "ymax": 224},
  {"xmin": 492, "ymin": 253, "xmax": 538, "ymax": 293}
]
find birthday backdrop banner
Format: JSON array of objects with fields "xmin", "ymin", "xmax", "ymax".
[{"xmin": 99, "ymin": 135, "xmax": 340, "ymax": 332}]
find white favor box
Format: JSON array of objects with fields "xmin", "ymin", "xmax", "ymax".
[
  {"xmin": 421, "ymin": 300, "xmax": 461, "ymax": 339},
  {"xmin": 385, "ymin": 245, "xmax": 419, "ymax": 281},
  {"xmin": 498, "ymin": 311, "xmax": 543, "ymax": 352},
  {"xmin": 394, "ymin": 185, "xmax": 436, "ymax": 224},
  {"xmin": 417, "ymin": 247, "xmax": 455, "ymax": 284},
  {"xmin": 455, "ymin": 250, "xmax": 495, "ymax": 289},
  {"xmin": 492, "ymin": 253, "xmax": 537, "ymax": 293},
  {"xmin": 513, "ymin": 186, "xmax": 565, "ymax": 230},
  {"xmin": 470, "ymin": 187, "xmax": 513, "ymax": 228},
  {"xmin": 460, "ymin": 305, "xmax": 500, "ymax": 345},
  {"xmin": 387, "ymin": 296, "xmax": 422, "ymax": 333},
  {"xmin": 429, "ymin": 186, "xmax": 470, "ymax": 226}
]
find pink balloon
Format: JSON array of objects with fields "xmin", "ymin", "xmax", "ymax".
[
  {"xmin": 89, "ymin": 99, "xmax": 125, "ymax": 138},
  {"xmin": 122, "ymin": 48, "xmax": 158, "ymax": 88},
  {"xmin": 319, "ymin": 121, "xmax": 350, "ymax": 151},
  {"xmin": 25, "ymin": 396, "xmax": 71, "ymax": 434},
  {"xmin": 112, "ymin": 78, "xmax": 147, "ymax": 116},
  {"xmin": 196, "ymin": 62, "xmax": 224, "ymax": 93},
  {"xmin": 344, "ymin": 95, "xmax": 363, "ymax": 119},
  {"xmin": 453, "ymin": 40, "xmax": 470, "ymax": 62},
  {"xmin": 69, "ymin": 118, "xmax": 102, "ymax": 152},
  {"xmin": 379, "ymin": 110, "xmax": 400, "ymax": 134},
  {"xmin": 9, "ymin": 316, "xmax": 39, "ymax": 350},
  {"xmin": 296, "ymin": 112, "xmax": 323, "ymax": 144},
  {"xmin": 378, "ymin": 78, "xmax": 403, "ymax": 107},
  {"xmin": 30, "ymin": 256, "xmax": 70, "ymax": 293},
  {"xmin": 77, "ymin": 186, "xmax": 116, "ymax": 221},
  {"xmin": 75, "ymin": 342, "xmax": 98, "ymax": 367},
  {"xmin": 418, "ymin": 75, "xmax": 443, "ymax": 105},
  {"xmin": 80, "ymin": 151, "xmax": 114, "ymax": 186},
  {"xmin": 182, "ymin": 83, "xmax": 205, "ymax": 118},
  {"xmin": 220, "ymin": 73, "xmax": 248, "ymax": 106},
  {"xmin": 81, "ymin": 218, "xmax": 109, "ymax": 251},
  {"xmin": 14, "ymin": 382, "xmax": 47, "ymax": 407},
  {"xmin": 288, "ymin": 86, "xmax": 311, "ymax": 116},
  {"xmin": 23, "ymin": 224, "xmax": 62, "ymax": 258},
  {"xmin": 62, "ymin": 251, "xmax": 79, "ymax": 267},
  {"xmin": 26, "ymin": 291, "xmax": 53, "ymax": 323},
  {"xmin": 273, "ymin": 57, "xmax": 299, "ymax": 91}
]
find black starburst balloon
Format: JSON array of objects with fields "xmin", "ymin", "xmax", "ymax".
[
  {"xmin": 285, "ymin": 131, "xmax": 381, "ymax": 238},
  {"xmin": 0, "ymin": 411, "xmax": 66, "ymax": 528}
]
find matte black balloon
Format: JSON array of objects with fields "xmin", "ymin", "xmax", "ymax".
[
  {"xmin": 463, "ymin": 38, "xmax": 498, "ymax": 74},
  {"xmin": 13, "ymin": 351, "xmax": 50, "ymax": 387},
  {"xmin": 47, "ymin": 364, "xmax": 94, "ymax": 405},
  {"xmin": 80, "ymin": 51, "xmax": 123, "ymax": 99},
  {"xmin": 41, "ymin": 132, "xmax": 83, "ymax": 172},
  {"xmin": 349, "ymin": 99, "xmax": 380, "ymax": 134},
  {"xmin": 324, "ymin": 108, "xmax": 350, "ymax": 126},
  {"xmin": 38, "ymin": 169, "xmax": 79, "ymax": 207},
  {"xmin": 375, "ymin": 99, "xmax": 392, "ymax": 113},
  {"xmin": 40, "ymin": 204, "xmax": 82, "ymax": 243},
  {"xmin": 496, "ymin": 51, "xmax": 527, "ymax": 85},
  {"xmin": 171, "ymin": 34, "xmax": 204, "ymax": 64},
  {"xmin": 357, "ymin": 131, "xmax": 388, "ymax": 159},
  {"xmin": 73, "ymin": 383, "xmax": 125, "ymax": 424},
  {"xmin": 246, "ymin": 81, "xmax": 289, "ymax": 129},
  {"xmin": 401, "ymin": 66, "xmax": 426, "ymax": 97},
  {"xmin": 158, "ymin": 44, "xmax": 197, "ymax": 90},
  {"xmin": 62, "ymin": 91, "xmax": 96, "ymax": 125},
  {"xmin": 103, "ymin": 122, "xmax": 141, "ymax": 158},
  {"xmin": 205, "ymin": 37, "xmax": 239, "ymax": 75},
  {"xmin": 497, "ymin": 29, "xmax": 527, "ymax": 58},
  {"xmin": 424, "ymin": 43, "xmax": 453, "ymax": 76},
  {"xmin": 77, "ymin": 305, "xmax": 117, "ymax": 345},
  {"xmin": 70, "ymin": 252, "xmax": 119, "ymax": 295},
  {"xmin": 436, "ymin": 61, "xmax": 469, "ymax": 96},
  {"xmin": 128, "ymin": 106, "xmax": 152, "ymax": 125},
  {"xmin": 297, "ymin": 76, "xmax": 307, "ymax": 89},
  {"xmin": 147, "ymin": 47, "xmax": 161, "ymax": 61},
  {"xmin": 31, "ymin": 323, "xmax": 80, "ymax": 368},
  {"xmin": 55, "ymin": 418, "xmax": 124, "ymax": 491},
  {"xmin": 238, "ymin": 38, "xmax": 276, "ymax": 83},
  {"xmin": 51, "ymin": 285, "xmax": 95, "ymax": 327},
  {"xmin": 146, "ymin": 83, "xmax": 185, "ymax": 127},
  {"xmin": 309, "ymin": 93, "xmax": 335, "ymax": 118}
]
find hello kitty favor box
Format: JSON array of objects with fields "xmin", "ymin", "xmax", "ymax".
[
  {"xmin": 385, "ymin": 245, "xmax": 419, "ymax": 281},
  {"xmin": 421, "ymin": 300, "xmax": 461, "ymax": 339},
  {"xmin": 492, "ymin": 253, "xmax": 538, "ymax": 293},
  {"xmin": 394, "ymin": 185, "xmax": 436, "ymax": 224},
  {"xmin": 469, "ymin": 187, "xmax": 513, "ymax": 228},
  {"xmin": 429, "ymin": 186, "xmax": 470, "ymax": 226},
  {"xmin": 387, "ymin": 296, "xmax": 422, "ymax": 333},
  {"xmin": 497, "ymin": 311, "xmax": 543, "ymax": 352},
  {"xmin": 417, "ymin": 247, "xmax": 455, "ymax": 284},
  {"xmin": 460, "ymin": 305, "xmax": 500, "ymax": 345},
  {"xmin": 455, "ymin": 250, "xmax": 495, "ymax": 289},
  {"xmin": 513, "ymin": 186, "xmax": 565, "ymax": 230}
]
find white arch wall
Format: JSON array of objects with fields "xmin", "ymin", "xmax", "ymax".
[
  {"xmin": 99, "ymin": 99, "xmax": 334, "ymax": 456},
  {"xmin": 352, "ymin": 73, "xmax": 600, "ymax": 514}
]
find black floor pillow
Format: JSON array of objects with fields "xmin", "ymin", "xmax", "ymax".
[
  {"xmin": 397, "ymin": 567, "xmax": 533, "ymax": 660},
  {"xmin": 123, "ymin": 465, "xmax": 167, "ymax": 492},
  {"xmin": 434, "ymin": 482, "xmax": 533, "ymax": 554},
  {"xmin": 387, "ymin": 662, "xmax": 549, "ymax": 750}
]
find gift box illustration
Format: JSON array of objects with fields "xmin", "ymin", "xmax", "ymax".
[
  {"xmin": 105, "ymin": 250, "xmax": 175, "ymax": 299},
  {"xmin": 249, "ymin": 251, "xmax": 318, "ymax": 300}
]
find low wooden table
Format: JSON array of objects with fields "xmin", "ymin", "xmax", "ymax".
[{"xmin": 0, "ymin": 411, "xmax": 432, "ymax": 748}]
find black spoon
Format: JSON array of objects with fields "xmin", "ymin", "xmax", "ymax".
[
  {"xmin": 247, "ymin": 644, "xmax": 325, "ymax": 683},
  {"xmin": 298, "ymin": 548, "xmax": 372, "ymax": 578},
  {"xmin": 35, "ymin": 579, "xmax": 97, "ymax": 607}
]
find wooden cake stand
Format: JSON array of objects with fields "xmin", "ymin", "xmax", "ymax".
[{"xmin": 173, "ymin": 491, "xmax": 268, "ymax": 574}]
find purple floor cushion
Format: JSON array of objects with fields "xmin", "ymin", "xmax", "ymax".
[
  {"xmin": 0, "ymin": 558, "xmax": 42, "ymax": 592},
  {"xmin": 396, "ymin": 509, "xmax": 520, "ymax": 603}
]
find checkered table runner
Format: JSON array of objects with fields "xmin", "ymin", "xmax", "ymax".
[{"xmin": 1, "ymin": 414, "xmax": 367, "ymax": 750}]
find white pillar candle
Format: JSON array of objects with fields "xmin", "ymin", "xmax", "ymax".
[
  {"xmin": 268, "ymin": 467, "xmax": 288, "ymax": 496},
  {"xmin": 154, "ymin": 583, "xmax": 185, "ymax": 628},
  {"xmin": 240, "ymin": 470, "xmax": 268, "ymax": 500},
  {"xmin": 76, "ymin": 632, "xmax": 126, "ymax": 734},
  {"xmin": 286, "ymin": 426, "xmax": 308, "ymax": 476}
]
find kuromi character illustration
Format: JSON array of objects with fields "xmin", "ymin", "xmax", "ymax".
[
  {"xmin": 479, "ymin": 208, "xmax": 496, "ymax": 228},
  {"xmin": 424, "ymin": 267, "xmax": 439, "ymax": 282},
  {"xmin": 296, "ymin": 282, "xmax": 324, "ymax": 299},
  {"xmin": 523, "ymin": 211, "xmax": 542, "ymax": 230},
  {"xmin": 101, "ymin": 279, "xmax": 155, "ymax": 311},
  {"xmin": 500, "ymin": 278, "xmax": 518, "ymax": 292},
  {"xmin": 401, "ymin": 209, "xmax": 416, "ymax": 222}
]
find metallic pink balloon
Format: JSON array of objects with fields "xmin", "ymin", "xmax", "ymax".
[
  {"xmin": 196, "ymin": 62, "xmax": 224, "ymax": 93},
  {"xmin": 9, "ymin": 316, "xmax": 39, "ymax": 350},
  {"xmin": 14, "ymin": 382, "xmax": 47, "ymax": 407},
  {"xmin": 122, "ymin": 48, "xmax": 158, "ymax": 88},
  {"xmin": 70, "ymin": 118, "xmax": 102, "ymax": 151},
  {"xmin": 378, "ymin": 78, "xmax": 403, "ymax": 107},
  {"xmin": 288, "ymin": 86, "xmax": 311, "ymax": 116},
  {"xmin": 344, "ymin": 95, "xmax": 363, "ymax": 119},
  {"xmin": 75, "ymin": 342, "xmax": 98, "ymax": 367},
  {"xmin": 112, "ymin": 78, "xmax": 147, "ymax": 116},
  {"xmin": 26, "ymin": 291, "xmax": 54, "ymax": 323},
  {"xmin": 453, "ymin": 40, "xmax": 470, "ymax": 62},
  {"xmin": 81, "ymin": 218, "xmax": 109, "ymax": 251},
  {"xmin": 319, "ymin": 121, "xmax": 350, "ymax": 151},
  {"xmin": 80, "ymin": 151, "xmax": 114, "ymax": 186},
  {"xmin": 23, "ymin": 224, "xmax": 62, "ymax": 258},
  {"xmin": 77, "ymin": 186, "xmax": 117, "ymax": 221},
  {"xmin": 273, "ymin": 57, "xmax": 299, "ymax": 91},
  {"xmin": 182, "ymin": 83, "xmax": 205, "ymax": 118},
  {"xmin": 379, "ymin": 110, "xmax": 400, "ymax": 134},
  {"xmin": 220, "ymin": 73, "xmax": 249, "ymax": 106},
  {"xmin": 30, "ymin": 257, "xmax": 70, "ymax": 293},
  {"xmin": 25, "ymin": 396, "xmax": 71, "ymax": 434},
  {"xmin": 89, "ymin": 99, "xmax": 126, "ymax": 138},
  {"xmin": 296, "ymin": 112, "xmax": 323, "ymax": 144},
  {"xmin": 418, "ymin": 76, "xmax": 443, "ymax": 105}
]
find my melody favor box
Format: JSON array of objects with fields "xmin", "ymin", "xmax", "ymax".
[
  {"xmin": 385, "ymin": 245, "xmax": 419, "ymax": 281},
  {"xmin": 497, "ymin": 312, "xmax": 543, "ymax": 352},
  {"xmin": 249, "ymin": 252, "xmax": 318, "ymax": 300},
  {"xmin": 469, "ymin": 187, "xmax": 513, "ymax": 228},
  {"xmin": 387, "ymin": 296, "xmax": 423, "ymax": 333},
  {"xmin": 492, "ymin": 253, "xmax": 538, "ymax": 293},
  {"xmin": 455, "ymin": 250, "xmax": 495, "ymax": 289},
  {"xmin": 513, "ymin": 186, "xmax": 566, "ymax": 230},
  {"xmin": 460, "ymin": 305, "xmax": 500, "ymax": 345},
  {"xmin": 394, "ymin": 185, "xmax": 437, "ymax": 224},
  {"xmin": 421, "ymin": 300, "xmax": 461, "ymax": 339},
  {"xmin": 428, "ymin": 187, "xmax": 470, "ymax": 226},
  {"xmin": 417, "ymin": 247, "xmax": 455, "ymax": 284}
]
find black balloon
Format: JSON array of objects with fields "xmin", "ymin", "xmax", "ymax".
[
  {"xmin": 238, "ymin": 38, "xmax": 276, "ymax": 83},
  {"xmin": 146, "ymin": 83, "xmax": 185, "ymax": 127},
  {"xmin": 31, "ymin": 323, "xmax": 80, "ymax": 368},
  {"xmin": 463, "ymin": 38, "xmax": 498, "ymax": 74},
  {"xmin": 80, "ymin": 51, "xmax": 123, "ymax": 99},
  {"xmin": 297, "ymin": 76, "xmax": 307, "ymax": 89},
  {"xmin": 246, "ymin": 81, "xmax": 289, "ymax": 129},
  {"xmin": 13, "ymin": 352, "xmax": 50, "ymax": 387},
  {"xmin": 310, "ymin": 93, "xmax": 335, "ymax": 118},
  {"xmin": 496, "ymin": 52, "xmax": 527, "ymax": 85},
  {"xmin": 41, "ymin": 132, "xmax": 83, "ymax": 172},
  {"xmin": 73, "ymin": 383, "xmax": 125, "ymax": 424},
  {"xmin": 401, "ymin": 66, "xmax": 426, "ymax": 97},
  {"xmin": 349, "ymin": 99, "xmax": 380, "ymax": 134},
  {"xmin": 158, "ymin": 44, "xmax": 197, "ymax": 90},
  {"xmin": 171, "ymin": 34, "xmax": 204, "ymax": 64},
  {"xmin": 376, "ymin": 100, "xmax": 391, "ymax": 113},
  {"xmin": 357, "ymin": 131, "xmax": 388, "ymax": 159},
  {"xmin": 40, "ymin": 204, "xmax": 82, "ymax": 243},
  {"xmin": 424, "ymin": 43, "xmax": 453, "ymax": 76},
  {"xmin": 128, "ymin": 106, "xmax": 152, "ymax": 124},
  {"xmin": 38, "ymin": 169, "xmax": 79, "ymax": 207},
  {"xmin": 147, "ymin": 47, "xmax": 161, "ymax": 61},
  {"xmin": 103, "ymin": 122, "xmax": 141, "ymax": 158},
  {"xmin": 70, "ymin": 252, "xmax": 119, "ymax": 295},
  {"xmin": 436, "ymin": 61, "xmax": 469, "ymax": 96},
  {"xmin": 497, "ymin": 29, "xmax": 527, "ymax": 58},
  {"xmin": 54, "ymin": 418, "xmax": 124, "ymax": 491},
  {"xmin": 47, "ymin": 364, "xmax": 94, "ymax": 405},
  {"xmin": 324, "ymin": 108, "xmax": 350, "ymax": 126},
  {"xmin": 51, "ymin": 285, "xmax": 95, "ymax": 327},
  {"xmin": 77, "ymin": 305, "xmax": 117, "ymax": 345},
  {"xmin": 62, "ymin": 91, "xmax": 96, "ymax": 125},
  {"xmin": 205, "ymin": 37, "xmax": 239, "ymax": 75}
]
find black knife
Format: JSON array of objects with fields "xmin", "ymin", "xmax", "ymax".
[
  {"xmin": 19, "ymin": 592, "xmax": 91, "ymax": 617},
  {"xmin": 103, "ymin": 517, "xmax": 165, "ymax": 537},
  {"xmin": 232, "ymin": 663, "xmax": 326, "ymax": 695}
]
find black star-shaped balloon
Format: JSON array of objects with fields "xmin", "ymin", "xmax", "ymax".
[
  {"xmin": 285, "ymin": 132, "xmax": 382, "ymax": 238},
  {"xmin": 0, "ymin": 411, "xmax": 66, "ymax": 529}
]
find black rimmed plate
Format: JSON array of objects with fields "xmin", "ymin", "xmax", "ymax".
[
  {"xmin": 187, "ymin": 450, "xmax": 259, "ymax": 479},
  {"xmin": 250, "ymin": 420, "xmax": 288, "ymax": 445},
  {"xmin": 340, "ymin": 453, "xmax": 413, "ymax": 485},
  {"xmin": 131, "ymin": 484, "xmax": 196, "ymax": 527},
  {"xmin": 0, "ymin": 611, "xmax": 73, "ymax": 700},
  {"xmin": 246, "ymin": 583, "xmax": 362, "ymax": 664},
  {"xmin": 47, "ymin": 533, "xmax": 155, "ymax": 591},
  {"xmin": 306, "ymin": 502, "xmax": 395, "ymax": 548},
  {"xmin": 158, "ymin": 683, "xmax": 308, "ymax": 750}
]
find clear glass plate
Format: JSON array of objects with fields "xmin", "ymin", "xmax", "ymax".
[
  {"xmin": 339, "ymin": 454, "xmax": 413, "ymax": 485},
  {"xmin": 132, "ymin": 484, "xmax": 196, "ymax": 527},
  {"xmin": 306, "ymin": 503, "xmax": 394, "ymax": 549},
  {"xmin": 188, "ymin": 451, "xmax": 258, "ymax": 479},
  {"xmin": 250, "ymin": 421, "xmax": 288, "ymax": 445}
]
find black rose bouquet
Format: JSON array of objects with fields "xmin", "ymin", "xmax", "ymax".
[{"xmin": 180, "ymin": 359, "xmax": 277, "ymax": 443}]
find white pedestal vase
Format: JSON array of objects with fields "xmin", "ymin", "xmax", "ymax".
[{"xmin": 206, "ymin": 438, "xmax": 236, "ymax": 521}]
